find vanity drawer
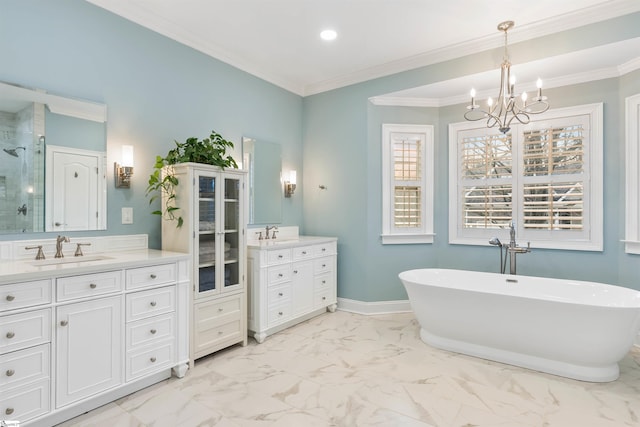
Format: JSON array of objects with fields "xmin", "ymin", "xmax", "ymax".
[
  {"xmin": 0, "ymin": 343, "xmax": 49, "ymax": 389},
  {"xmin": 0, "ymin": 309, "xmax": 51, "ymax": 354},
  {"xmin": 57, "ymin": 271, "xmax": 122, "ymax": 301},
  {"xmin": 0, "ymin": 279, "xmax": 52, "ymax": 312},
  {"xmin": 126, "ymin": 263, "xmax": 176, "ymax": 290},
  {"xmin": 194, "ymin": 294, "xmax": 241, "ymax": 327},
  {"xmin": 314, "ymin": 289, "xmax": 334, "ymax": 307},
  {"xmin": 2, "ymin": 377, "xmax": 50, "ymax": 423},
  {"xmin": 126, "ymin": 286, "xmax": 175, "ymax": 322},
  {"xmin": 314, "ymin": 241, "xmax": 336, "ymax": 256},
  {"xmin": 194, "ymin": 317, "xmax": 242, "ymax": 356},
  {"xmin": 267, "ymin": 264, "xmax": 291, "ymax": 285},
  {"xmin": 292, "ymin": 245, "xmax": 314, "ymax": 260},
  {"xmin": 126, "ymin": 313, "xmax": 175, "ymax": 350},
  {"xmin": 126, "ymin": 340, "xmax": 175, "ymax": 381},
  {"xmin": 313, "ymin": 257, "xmax": 333, "ymax": 275},
  {"xmin": 314, "ymin": 274, "xmax": 333, "ymax": 293},
  {"xmin": 267, "ymin": 303, "xmax": 291, "ymax": 326},
  {"xmin": 267, "ymin": 248, "xmax": 291, "ymax": 265},
  {"xmin": 267, "ymin": 283, "xmax": 291, "ymax": 306}
]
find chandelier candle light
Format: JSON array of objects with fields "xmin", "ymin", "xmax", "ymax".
[{"xmin": 464, "ymin": 21, "xmax": 549, "ymax": 134}]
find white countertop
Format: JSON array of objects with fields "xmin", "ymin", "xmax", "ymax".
[
  {"xmin": 247, "ymin": 235, "xmax": 337, "ymax": 249},
  {"xmin": 0, "ymin": 249, "xmax": 189, "ymax": 285}
]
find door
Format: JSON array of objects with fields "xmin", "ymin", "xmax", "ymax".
[
  {"xmin": 45, "ymin": 145, "xmax": 106, "ymax": 231},
  {"xmin": 56, "ymin": 296, "xmax": 122, "ymax": 408}
]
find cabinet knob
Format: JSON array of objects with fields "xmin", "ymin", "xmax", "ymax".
[
  {"xmin": 278, "ymin": 273, "xmax": 283, "ymax": 278},
  {"xmin": 150, "ymin": 274, "xmax": 157, "ymax": 279},
  {"xmin": 278, "ymin": 255, "xmax": 283, "ymax": 259},
  {"xmin": 5, "ymin": 407, "xmax": 14, "ymax": 415},
  {"xmin": 5, "ymin": 294, "xmax": 15, "ymax": 302},
  {"xmin": 6, "ymin": 369, "xmax": 15, "ymax": 377},
  {"xmin": 60, "ymin": 320, "xmax": 68, "ymax": 327},
  {"xmin": 322, "ymin": 264, "xmax": 326, "ymax": 268},
  {"xmin": 278, "ymin": 292, "xmax": 283, "ymax": 297},
  {"xmin": 6, "ymin": 331, "xmax": 15, "ymax": 339},
  {"xmin": 89, "ymin": 283, "xmax": 97, "ymax": 289},
  {"xmin": 302, "ymin": 251, "xmax": 307, "ymax": 255},
  {"xmin": 322, "ymin": 248, "xmax": 326, "ymax": 252},
  {"xmin": 150, "ymin": 357, "xmax": 157, "ymax": 363},
  {"xmin": 278, "ymin": 311, "xmax": 283, "ymax": 316},
  {"xmin": 218, "ymin": 308, "xmax": 224, "ymax": 312},
  {"xmin": 322, "ymin": 280, "xmax": 326, "ymax": 284},
  {"xmin": 150, "ymin": 301, "xmax": 157, "ymax": 307},
  {"xmin": 150, "ymin": 329, "xmax": 157, "ymax": 334},
  {"xmin": 293, "ymin": 270, "xmax": 298, "ymax": 274},
  {"xmin": 322, "ymin": 296, "xmax": 327, "ymax": 301}
]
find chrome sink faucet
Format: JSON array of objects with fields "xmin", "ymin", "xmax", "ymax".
[
  {"xmin": 264, "ymin": 225, "xmax": 278, "ymax": 240},
  {"xmin": 55, "ymin": 235, "xmax": 70, "ymax": 258}
]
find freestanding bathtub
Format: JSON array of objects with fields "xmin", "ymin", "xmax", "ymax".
[{"xmin": 399, "ymin": 269, "xmax": 640, "ymax": 382}]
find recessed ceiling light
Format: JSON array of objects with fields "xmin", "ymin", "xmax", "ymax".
[{"xmin": 320, "ymin": 29, "xmax": 337, "ymax": 41}]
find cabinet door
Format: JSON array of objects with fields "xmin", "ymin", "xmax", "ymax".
[
  {"xmin": 196, "ymin": 173, "xmax": 219, "ymax": 297},
  {"xmin": 195, "ymin": 172, "xmax": 244, "ymax": 299},
  {"xmin": 221, "ymin": 175, "xmax": 243, "ymax": 295},
  {"xmin": 291, "ymin": 260, "xmax": 314, "ymax": 316},
  {"xmin": 56, "ymin": 295, "xmax": 122, "ymax": 408}
]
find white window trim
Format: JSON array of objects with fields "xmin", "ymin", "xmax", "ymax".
[
  {"xmin": 624, "ymin": 93, "xmax": 640, "ymax": 254},
  {"xmin": 381, "ymin": 123, "xmax": 435, "ymax": 244},
  {"xmin": 449, "ymin": 103, "xmax": 603, "ymax": 251}
]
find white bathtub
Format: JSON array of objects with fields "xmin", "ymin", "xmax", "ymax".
[{"xmin": 399, "ymin": 268, "xmax": 640, "ymax": 382}]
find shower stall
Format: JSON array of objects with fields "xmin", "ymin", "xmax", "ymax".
[{"xmin": 0, "ymin": 102, "xmax": 45, "ymax": 233}]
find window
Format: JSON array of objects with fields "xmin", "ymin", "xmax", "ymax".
[
  {"xmin": 625, "ymin": 93, "xmax": 640, "ymax": 254},
  {"xmin": 381, "ymin": 124, "xmax": 434, "ymax": 244},
  {"xmin": 449, "ymin": 103, "xmax": 603, "ymax": 251}
]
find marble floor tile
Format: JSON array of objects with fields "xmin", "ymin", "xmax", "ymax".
[{"xmin": 58, "ymin": 310, "xmax": 640, "ymax": 427}]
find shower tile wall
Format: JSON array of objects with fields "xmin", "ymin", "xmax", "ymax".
[{"xmin": 0, "ymin": 103, "xmax": 44, "ymax": 233}]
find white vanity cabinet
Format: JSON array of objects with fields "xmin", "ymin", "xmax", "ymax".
[
  {"xmin": 0, "ymin": 250, "xmax": 189, "ymax": 427},
  {"xmin": 161, "ymin": 163, "xmax": 248, "ymax": 362},
  {"xmin": 247, "ymin": 237, "xmax": 337, "ymax": 343}
]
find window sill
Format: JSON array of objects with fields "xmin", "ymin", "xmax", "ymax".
[
  {"xmin": 381, "ymin": 233, "xmax": 435, "ymax": 245},
  {"xmin": 623, "ymin": 240, "xmax": 640, "ymax": 255}
]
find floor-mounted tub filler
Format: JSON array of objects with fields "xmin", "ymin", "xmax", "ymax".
[{"xmin": 399, "ymin": 268, "xmax": 640, "ymax": 382}]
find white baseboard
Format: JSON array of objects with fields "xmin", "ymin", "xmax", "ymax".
[{"xmin": 337, "ymin": 297, "xmax": 412, "ymax": 315}]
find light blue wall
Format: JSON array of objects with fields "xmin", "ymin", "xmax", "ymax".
[
  {"xmin": 0, "ymin": 0, "xmax": 303, "ymax": 246},
  {"xmin": 303, "ymin": 13, "xmax": 640, "ymax": 301},
  {"xmin": 2, "ymin": 1, "xmax": 639, "ymax": 300}
]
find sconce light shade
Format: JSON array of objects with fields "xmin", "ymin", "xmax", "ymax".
[
  {"xmin": 115, "ymin": 145, "xmax": 134, "ymax": 188},
  {"xmin": 284, "ymin": 170, "xmax": 297, "ymax": 198}
]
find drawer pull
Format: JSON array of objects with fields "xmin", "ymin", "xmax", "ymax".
[
  {"xmin": 5, "ymin": 294, "xmax": 15, "ymax": 302},
  {"xmin": 60, "ymin": 320, "xmax": 68, "ymax": 327},
  {"xmin": 322, "ymin": 264, "xmax": 326, "ymax": 268},
  {"xmin": 150, "ymin": 329, "xmax": 157, "ymax": 334},
  {"xmin": 150, "ymin": 301, "xmax": 157, "ymax": 307},
  {"xmin": 218, "ymin": 308, "xmax": 224, "ymax": 312},
  {"xmin": 322, "ymin": 296, "xmax": 327, "ymax": 301},
  {"xmin": 6, "ymin": 369, "xmax": 15, "ymax": 377},
  {"xmin": 278, "ymin": 311, "xmax": 283, "ymax": 316},
  {"xmin": 278, "ymin": 255, "xmax": 283, "ymax": 259},
  {"xmin": 302, "ymin": 251, "xmax": 307, "ymax": 255},
  {"xmin": 89, "ymin": 283, "xmax": 97, "ymax": 289},
  {"xmin": 278, "ymin": 292, "xmax": 283, "ymax": 297},
  {"xmin": 6, "ymin": 331, "xmax": 15, "ymax": 339},
  {"xmin": 150, "ymin": 274, "xmax": 157, "ymax": 279},
  {"xmin": 5, "ymin": 408, "xmax": 14, "ymax": 415},
  {"xmin": 218, "ymin": 330, "xmax": 224, "ymax": 335},
  {"xmin": 293, "ymin": 270, "xmax": 298, "ymax": 274},
  {"xmin": 278, "ymin": 273, "xmax": 283, "ymax": 278},
  {"xmin": 322, "ymin": 280, "xmax": 326, "ymax": 284},
  {"xmin": 150, "ymin": 356, "xmax": 157, "ymax": 363},
  {"xmin": 322, "ymin": 248, "xmax": 326, "ymax": 252}
]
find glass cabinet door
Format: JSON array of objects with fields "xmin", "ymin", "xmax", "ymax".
[
  {"xmin": 197, "ymin": 174, "xmax": 217, "ymax": 295},
  {"xmin": 222, "ymin": 177, "xmax": 241, "ymax": 293}
]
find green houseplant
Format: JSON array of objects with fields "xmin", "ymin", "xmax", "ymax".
[{"xmin": 146, "ymin": 130, "xmax": 238, "ymax": 227}]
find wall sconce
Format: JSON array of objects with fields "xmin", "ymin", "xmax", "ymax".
[
  {"xmin": 284, "ymin": 170, "xmax": 296, "ymax": 198},
  {"xmin": 115, "ymin": 145, "xmax": 134, "ymax": 188}
]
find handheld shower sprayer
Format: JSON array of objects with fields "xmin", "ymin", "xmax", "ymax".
[{"xmin": 489, "ymin": 237, "xmax": 507, "ymax": 274}]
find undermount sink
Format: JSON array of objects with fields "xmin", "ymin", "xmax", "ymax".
[{"xmin": 29, "ymin": 255, "xmax": 114, "ymax": 266}]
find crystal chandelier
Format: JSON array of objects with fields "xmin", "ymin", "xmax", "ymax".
[{"xmin": 464, "ymin": 21, "xmax": 549, "ymax": 134}]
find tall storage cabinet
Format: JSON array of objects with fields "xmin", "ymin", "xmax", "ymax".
[{"xmin": 161, "ymin": 163, "xmax": 247, "ymax": 363}]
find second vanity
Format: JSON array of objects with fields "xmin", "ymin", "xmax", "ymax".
[
  {"xmin": 247, "ymin": 229, "xmax": 337, "ymax": 343},
  {"xmin": 0, "ymin": 235, "xmax": 189, "ymax": 427}
]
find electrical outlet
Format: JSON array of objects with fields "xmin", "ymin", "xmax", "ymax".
[{"xmin": 121, "ymin": 207, "xmax": 133, "ymax": 224}]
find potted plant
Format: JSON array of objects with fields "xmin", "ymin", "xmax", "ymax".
[{"xmin": 146, "ymin": 130, "xmax": 238, "ymax": 227}]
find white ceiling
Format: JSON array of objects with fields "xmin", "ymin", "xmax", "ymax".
[{"xmin": 86, "ymin": 0, "xmax": 640, "ymax": 97}]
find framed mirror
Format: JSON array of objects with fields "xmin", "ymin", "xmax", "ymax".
[
  {"xmin": 0, "ymin": 81, "xmax": 107, "ymax": 234},
  {"xmin": 242, "ymin": 137, "xmax": 282, "ymax": 225}
]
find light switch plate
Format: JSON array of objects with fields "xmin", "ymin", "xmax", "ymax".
[{"xmin": 121, "ymin": 207, "xmax": 133, "ymax": 224}]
